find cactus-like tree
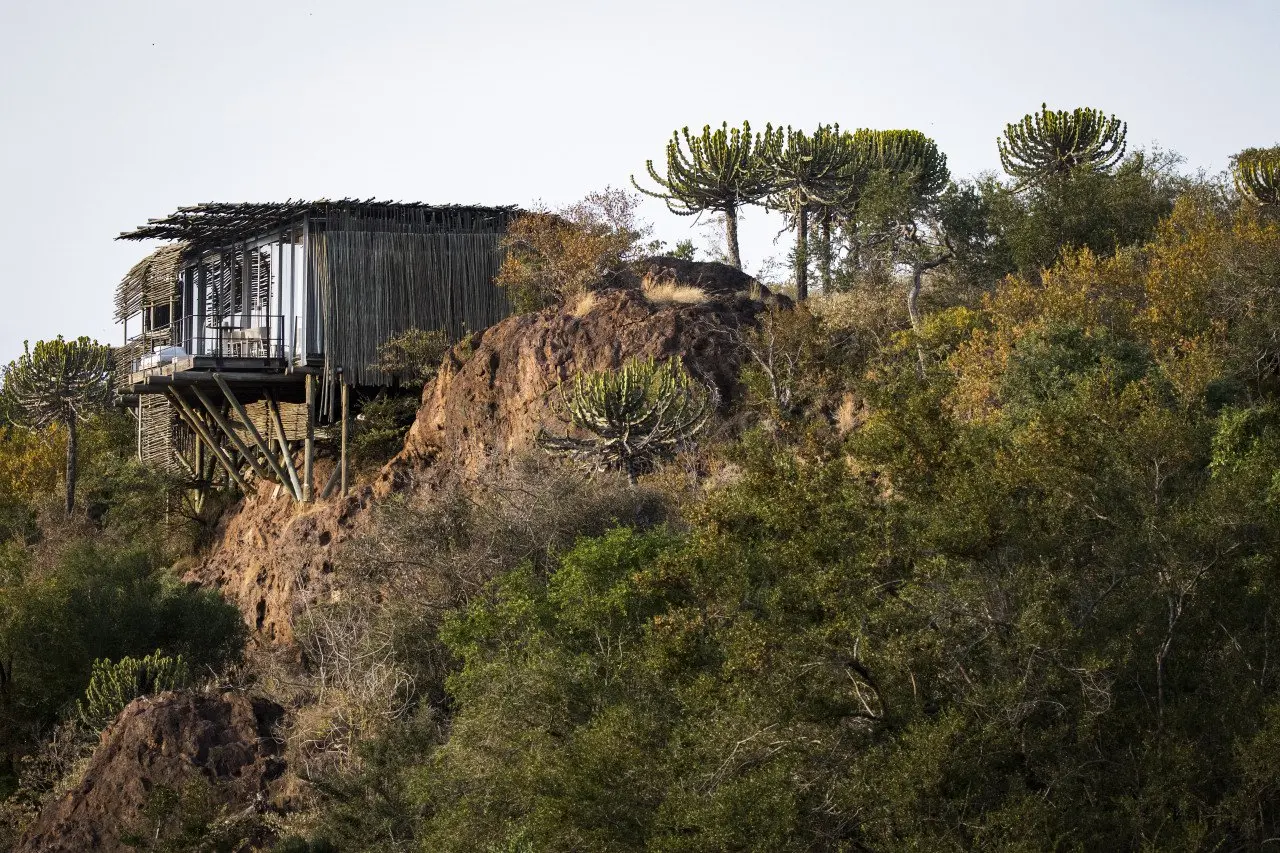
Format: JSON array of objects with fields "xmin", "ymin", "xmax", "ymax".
[
  {"xmin": 998, "ymin": 104, "xmax": 1127, "ymax": 184},
  {"xmin": 765, "ymin": 125, "xmax": 851, "ymax": 300},
  {"xmin": 858, "ymin": 129, "xmax": 950, "ymax": 199},
  {"xmin": 540, "ymin": 357, "xmax": 712, "ymax": 483},
  {"xmin": 2, "ymin": 336, "xmax": 113, "ymax": 515},
  {"xmin": 1233, "ymin": 146, "xmax": 1280, "ymax": 206},
  {"xmin": 76, "ymin": 651, "xmax": 191, "ymax": 730},
  {"xmin": 824, "ymin": 129, "xmax": 951, "ymax": 290},
  {"xmin": 633, "ymin": 122, "xmax": 775, "ymax": 270}
]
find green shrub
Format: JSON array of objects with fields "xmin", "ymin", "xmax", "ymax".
[
  {"xmin": 76, "ymin": 651, "xmax": 191, "ymax": 730},
  {"xmin": 374, "ymin": 328, "xmax": 450, "ymax": 387}
]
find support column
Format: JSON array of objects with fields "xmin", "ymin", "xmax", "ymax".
[
  {"xmin": 265, "ymin": 392, "xmax": 303, "ymax": 500},
  {"xmin": 339, "ymin": 370, "xmax": 349, "ymax": 497},
  {"xmin": 212, "ymin": 374, "xmax": 298, "ymax": 499},
  {"xmin": 304, "ymin": 373, "xmax": 315, "ymax": 502},
  {"xmin": 165, "ymin": 390, "xmax": 250, "ymax": 493},
  {"xmin": 191, "ymin": 386, "xmax": 272, "ymax": 483}
]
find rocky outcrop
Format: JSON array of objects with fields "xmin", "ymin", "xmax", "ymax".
[
  {"xmin": 185, "ymin": 260, "xmax": 776, "ymax": 644},
  {"xmin": 401, "ymin": 281, "xmax": 764, "ymax": 477},
  {"xmin": 17, "ymin": 692, "xmax": 286, "ymax": 853}
]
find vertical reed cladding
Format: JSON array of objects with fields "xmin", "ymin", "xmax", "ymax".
[{"xmin": 319, "ymin": 206, "xmax": 514, "ymax": 388}]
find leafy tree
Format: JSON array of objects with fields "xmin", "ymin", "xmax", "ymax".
[
  {"xmin": 998, "ymin": 103, "xmax": 1128, "ymax": 185},
  {"xmin": 1, "ymin": 337, "xmax": 112, "ymax": 515},
  {"xmin": 983, "ymin": 148, "xmax": 1186, "ymax": 276},
  {"xmin": 497, "ymin": 189, "xmax": 654, "ymax": 312},
  {"xmin": 539, "ymin": 357, "xmax": 711, "ymax": 484},
  {"xmin": 1233, "ymin": 145, "xmax": 1280, "ymax": 206},
  {"xmin": 633, "ymin": 122, "xmax": 775, "ymax": 270}
]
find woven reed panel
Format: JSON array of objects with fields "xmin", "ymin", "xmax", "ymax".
[
  {"xmin": 234, "ymin": 400, "xmax": 307, "ymax": 442},
  {"xmin": 139, "ymin": 396, "xmax": 180, "ymax": 473}
]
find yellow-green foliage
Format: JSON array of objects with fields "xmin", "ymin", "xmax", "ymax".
[
  {"xmin": 949, "ymin": 195, "xmax": 1280, "ymax": 420},
  {"xmin": 497, "ymin": 189, "xmax": 652, "ymax": 313}
]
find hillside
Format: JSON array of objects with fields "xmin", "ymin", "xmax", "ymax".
[{"xmin": 5, "ymin": 125, "xmax": 1280, "ymax": 851}]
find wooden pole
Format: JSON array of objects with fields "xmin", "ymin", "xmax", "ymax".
[
  {"xmin": 319, "ymin": 462, "xmax": 341, "ymax": 500},
  {"xmin": 165, "ymin": 390, "xmax": 251, "ymax": 492},
  {"xmin": 340, "ymin": 371, "xmax": 349, "ymax": 497},
  {"xmin": 304, "ymin": 372, "xmax": 315, "ymax": 502},
  {"xmin": 211, "ymin": 374, "xmax": 296, "ymax": 495},
  {"xmin": 190, "ymin": 386, "xmax": 272, "ymax": 482},
  {"xmin": 265, "ymin": 392, "xmax": 303, "ymax": 501}
]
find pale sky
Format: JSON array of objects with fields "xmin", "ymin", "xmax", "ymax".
[{"xmin": 0, "ymin": 0, "xmax": 1275, "ymax": 363}]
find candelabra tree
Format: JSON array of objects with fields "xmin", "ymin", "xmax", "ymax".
[
  {"xmin": 1234, "ymin": 147, "xmax": 1280, "ymax": 207},
  {"xmin": 833, "ymin": 129, "xmax": 951, "ymax": 288},
  {"xmin": 998, "ymin": 104, "xmax": 1127, "ymax": 185},
  {"xmin": 765, "ymin": 125, "xmax": 851, "ymax": 300},
  {"xmin": 633, "ymin": 122, "xmax": 775, "ymax": 270},
  {"xmin": 540, "ymin": 357, "xmax": 712, "ymax": 484},
  {"xmin": 2, "ymin": 336, "xmax": 113, "ymax": 515}
]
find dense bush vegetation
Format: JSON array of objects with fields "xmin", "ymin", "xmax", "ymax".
[{"xmin": 5, "ymin": 105, "xmax": 1280, "ymax": 852}]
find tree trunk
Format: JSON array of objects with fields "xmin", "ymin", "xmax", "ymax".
[
  {"xmin": 64, "ymin": 415, "xmax": 77, "ymax": 516},
  {"xmin": 724, "ymin": 204, "xmax": 742, "ymax": 270},
  {"xmin": 795, "ymin": 207, "xmax": 809, "ymax": 301},
  {"xmin": 908, "ymin": 257, "xmax": 950, "ymax": 379},
  {"xmin": 819, "ymin": 214, "xmax": 833, "ymax": 292}
]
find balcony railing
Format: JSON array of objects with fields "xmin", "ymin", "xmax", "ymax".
[{"xmin": 130, "ymin": 313, "xmax": 289, "ymax": 372}]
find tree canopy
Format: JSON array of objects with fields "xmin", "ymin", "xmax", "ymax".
[
  {"xmin": 633, "ymin": 122, "xmax": 775, "ymax": 270},
  {"xmin": 998, "ymin": 103, "xmax": 1128, "ymax": 184}
]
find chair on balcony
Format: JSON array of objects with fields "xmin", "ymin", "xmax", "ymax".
[{"xmin": 228, "ymin": 326, "xmax": 270, "ymax": 358}]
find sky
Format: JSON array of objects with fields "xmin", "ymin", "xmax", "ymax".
[{"xmin": 0, "ymin": 0, "xmax": 1275, "ymax": 363}]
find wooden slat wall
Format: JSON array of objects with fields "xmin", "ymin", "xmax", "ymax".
[{"xmin": 316, "ymin": 219, "xmax": 510, "ymax": 388}]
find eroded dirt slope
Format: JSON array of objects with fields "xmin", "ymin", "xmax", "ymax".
[{"xmin": 185, "ymin": 259, "xmax": 775, "ymax": 644}]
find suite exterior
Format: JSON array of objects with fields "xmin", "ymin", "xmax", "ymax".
[{"xmin": 115, "ymin": 199, "xmax": 518, "ymax": 501}]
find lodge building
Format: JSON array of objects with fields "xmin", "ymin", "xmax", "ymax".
[{"xmin": 114, "ymin": 199, "xmax": 518, "ymax": 501}]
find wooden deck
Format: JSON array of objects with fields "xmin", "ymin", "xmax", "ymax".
[{"xmin": 125, "ymin": 356, "xmax": 318, "ymax": 402}]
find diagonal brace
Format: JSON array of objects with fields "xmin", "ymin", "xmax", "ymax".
[{"xmin": 165, "ymin": 389, "xmax": 251, "ymax": 493}]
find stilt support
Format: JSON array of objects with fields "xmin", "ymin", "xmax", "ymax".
[
  {"xmin": 165, "ymin": 390, "xmax": 251, "ymax": 493},
  {"xmin": 265, "ymin": 392, "xmax": 304, "ymax": 500},
  {"xmin": 211, "ymin": 374, "xmax": 300, "ymax": 500},
  {"xmin": 190, "ymin": 386, "xmax": 273, "ymax": 483},
  {"xmin": 304, "ymin": 373, "xmax": 315, "ymax": 502},
  {"xmin": 340, "ymin": 373, "xmax": 350, "ymax": 497}
]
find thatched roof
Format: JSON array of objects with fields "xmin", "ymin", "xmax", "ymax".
[
  {"xmin": 114, "ymin": 243, "xmax": 186, "ymax": 322},
  {"xmin": 118, "ymin": 199, "xmax": 520, "ymax": 249}
]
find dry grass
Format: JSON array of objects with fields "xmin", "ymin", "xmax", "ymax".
[
  {"xmin": 570, "ymin": 291, "xmax": 600, "ymax": 317},
  {"xmin": 641, "ymin": 273, "xmax": 708, "ymax": 305},
  {"xmin": 278, "ymin": 456, "xmax": 669, "ymax": 778}
]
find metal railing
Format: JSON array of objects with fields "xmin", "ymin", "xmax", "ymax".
[{"xmin": 130, "ymin": 313, "xmax": 289, "ymax": 372}]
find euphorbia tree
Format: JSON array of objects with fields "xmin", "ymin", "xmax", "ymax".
[
  {"xmin": 998, "ymin": 104, "xmax": 1127, "ymax": 185},
  {"xmin": 633, "ymin": 122, "xmax": 775, "ymax": 270},
  {"xmin": 1234, "ymin": 147, "xmax": 1280, "ymax": 206},
  {"xmin": 765, "ymin": 124, "xmax": 850, "ymax": 300},
  {"xmin": 2, "ymin": 336, "xmax": 113, "ymax": 514}
]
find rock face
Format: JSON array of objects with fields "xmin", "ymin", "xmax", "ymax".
[
  {"xmin": 185, "ymin": 259, "xmax": 775, "ymax": 643},
  {"xmin": 17, "ymin": 691, "xmax": 285, "ymax": 853},
  {"xmin": 401, "ymin": 279, "xmax": 765, "ymax": 477}
]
